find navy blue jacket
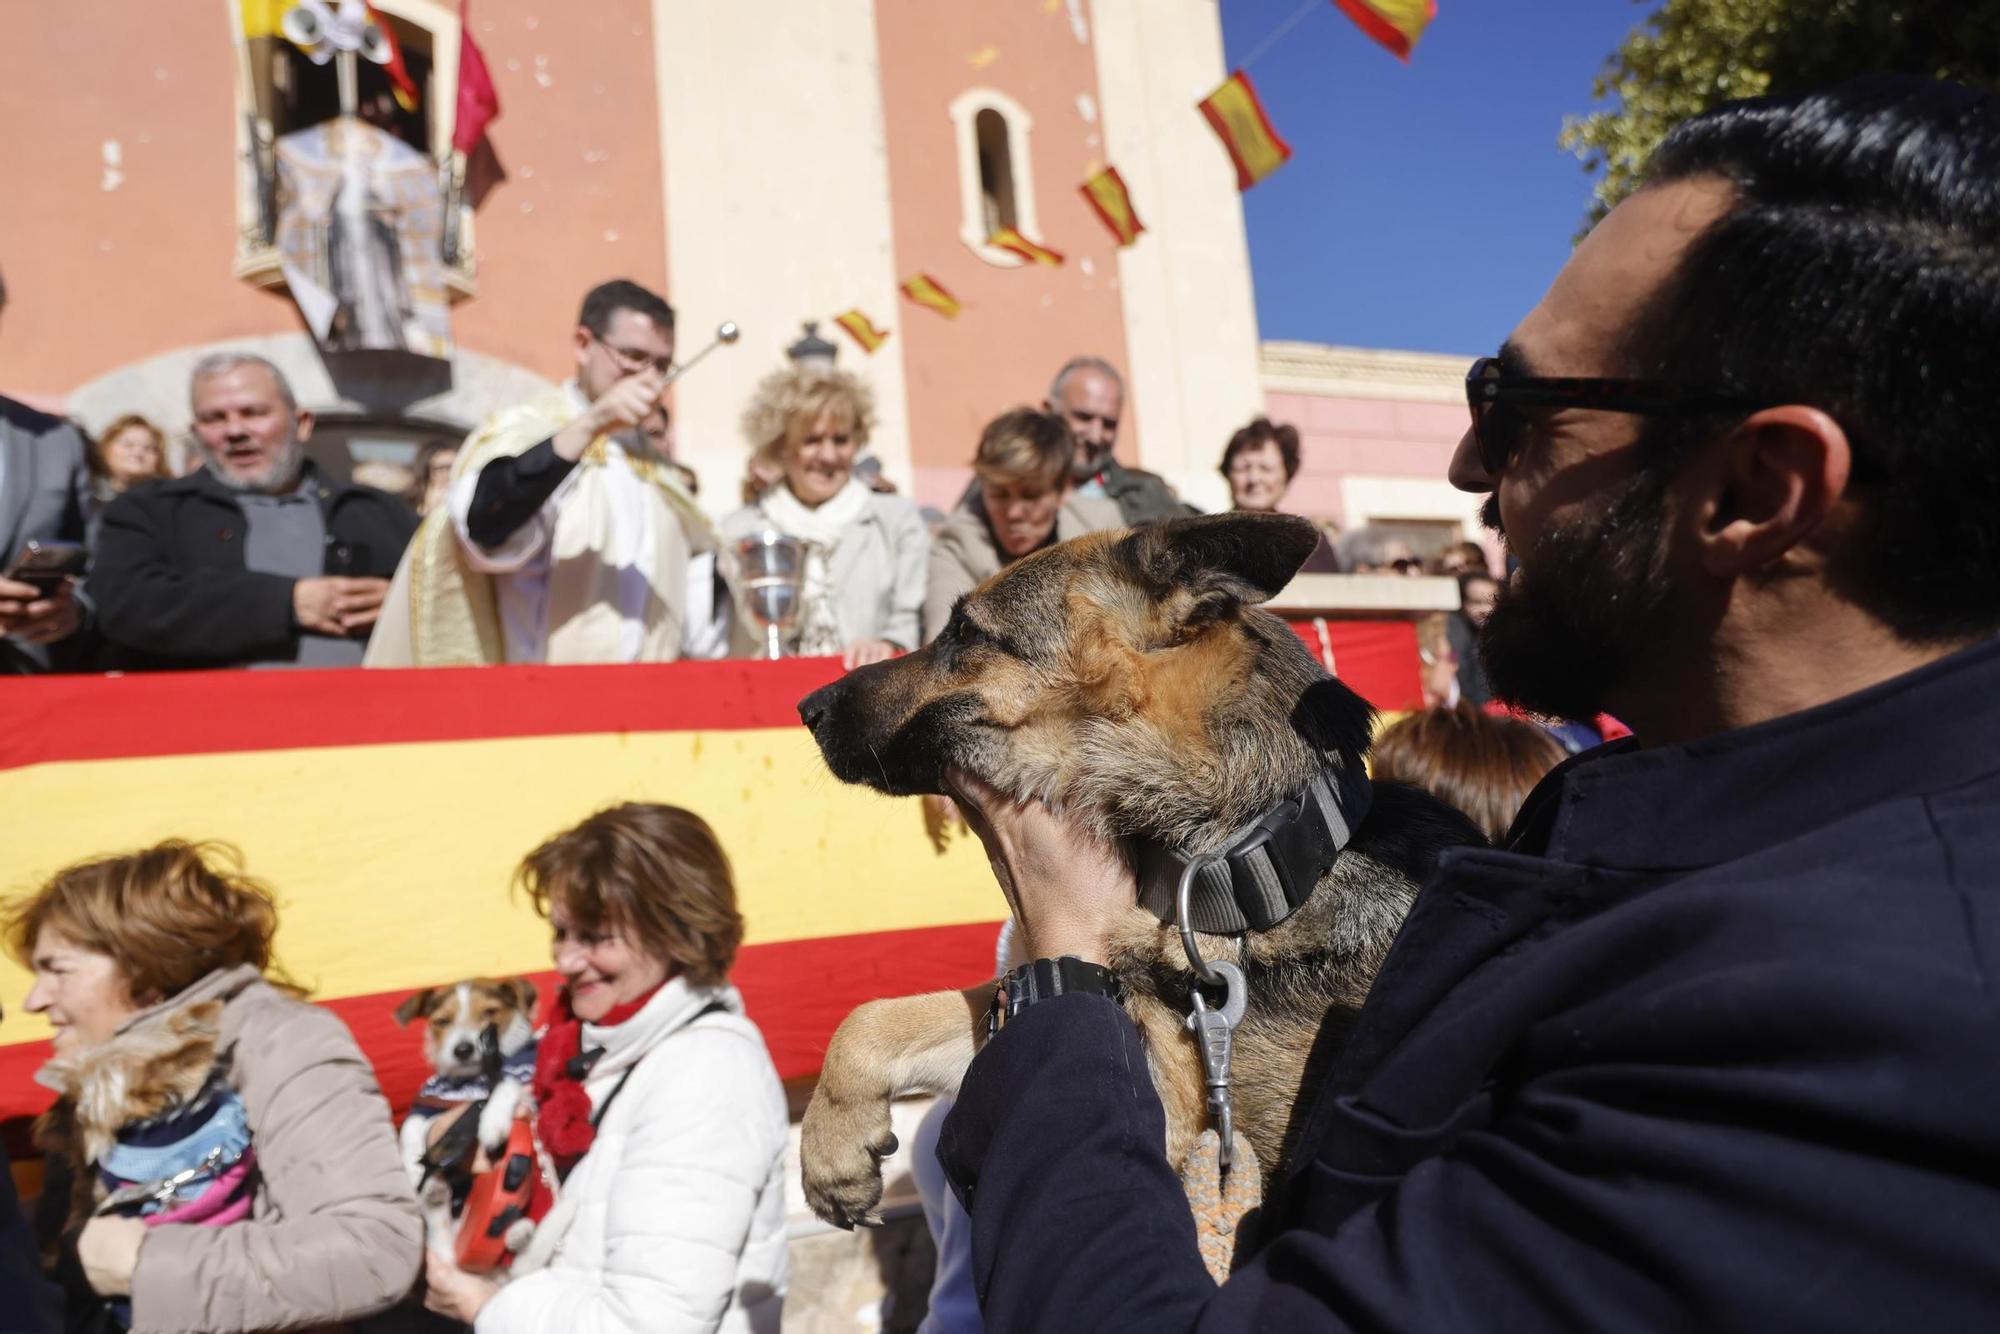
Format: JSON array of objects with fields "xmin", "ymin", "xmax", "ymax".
[{"xmin": 939, "ymin": 637, "xmax": 2000, "ymax": 1331}]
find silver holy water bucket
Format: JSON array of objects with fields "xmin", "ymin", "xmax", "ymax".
[{"xmin": 734, "ymin": 532, "xmax": 809, "ymax": 660}]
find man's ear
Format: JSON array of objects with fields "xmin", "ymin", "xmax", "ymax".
[
  {"xmin": 572, "ymin": 324, "xmax": 594, "ymax": 373},
  {"xmin": 393, "ymin": 988, "xmax": 438, "ymax": 1027},
  {"xmin": 293, "ymin": 408, "xmax": 315, "ymax": 445},
  {"xmin": 1695, "ymin": 406, "xmax": 1852, "ymax": 577},
  {"xmin": 1120, "ymin": 513, "xmax": 1320, "ymax": 604}
]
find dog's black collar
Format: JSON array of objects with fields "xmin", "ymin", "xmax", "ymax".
[{"xmin": 1136, "ymin": 765, "xmax": 1372, "ymax": 935}]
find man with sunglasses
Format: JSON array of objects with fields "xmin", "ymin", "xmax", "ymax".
[
  {"xmin": 926, "ymin": 75, "xmax": 2000, "ymax": 1332},
  {"xmin": 368, "ymin": 278, "xmax": 719, "ymax": 665}
]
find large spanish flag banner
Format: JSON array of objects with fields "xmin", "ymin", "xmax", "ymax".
[
  {"xmin": 1332, "ymin": 0, "xmax": 1437, "ymax": 61},
  {"xmin": 1199, "ymin": 71, "xmax": 1293, "ymax": 191},
  {"xmin": 0, "ymin": 639, "xmax": 1419, "ymax": 1126},
  {"xmin": 1080, "ymin": 166, "xmax": 1146, "ymax": 248}
]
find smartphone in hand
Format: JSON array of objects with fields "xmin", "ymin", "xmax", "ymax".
[{"xmin": 4, "ymin": 540, "xmax": 86, "ymax": 597}]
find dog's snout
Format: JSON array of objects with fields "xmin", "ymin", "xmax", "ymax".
[
  {"xmin": 451, "ymin": 1040, "xmax": 477, "ymax": 1062},
  {"xmin": 799, "ymin": 680, "xmax": 844, "ymax": 731}
]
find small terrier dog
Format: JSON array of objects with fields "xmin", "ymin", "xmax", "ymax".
[{"xmin": 393, "ymin": 977, "xmax": 539, "ymax": 1247}]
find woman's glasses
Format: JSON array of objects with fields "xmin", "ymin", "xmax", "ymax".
[{"xmin": 1465, "ymin": 356, "xmax": 1757, "ymax": 476}]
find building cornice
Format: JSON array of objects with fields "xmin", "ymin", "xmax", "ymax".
[{"xmin": 1260, "ymin": 341, "xmax": 1475, "ymax": 405}]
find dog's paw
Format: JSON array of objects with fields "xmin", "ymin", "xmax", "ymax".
[
  {"xmin": 800, "ymin": 1092, "xmax": 899, "ymax": 1230},
  {"xmin": 478, "ymin": 1081, "xmax": 521, "ymax": 1155},
  {"xmin": 501, "ymin": 1218, "xmax": 535, "ymax": 1255}
]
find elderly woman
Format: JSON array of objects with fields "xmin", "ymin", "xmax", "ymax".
[
  {"xmin": 6, "ymin": 840, "xmax": 421, "ymax": 1333},
  {"xmin": 720, "ymin": 366, "xmax": 927, "ymax": 668},
  {"xmin": 423, "ymin": 803, "xmax": 790, "ymax": 1334},
  {"xmin": 84, "ymin": 414, "xmax": 170, "ymax": 508},
  {"xmin": 1219, "ymin": 416, "xmax": 1339, "ymax": 572},
  {"xmin": 924, "ymin": 407, "xmax": 1121, "ymax": 642}
]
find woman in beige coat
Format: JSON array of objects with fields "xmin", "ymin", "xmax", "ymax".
[
  {"xmin": 923, "ymin": 407, "xmax": 1123, "ymax": 643},
  {"xmin": 7, "ymin": 840, "xmax": 421, "ymax": 1333}
]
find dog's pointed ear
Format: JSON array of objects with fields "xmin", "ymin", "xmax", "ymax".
[
  {"xmin": 1121, "ymin": 513, "xmax": 1320, "ymax": 604},
  {"xmin": 393, "ymin": 988, "xmax": 437, "ymax": 1027},
  {"xmin": 502, "ymin": 977, "xmax": 539, "ymax": 1019}
]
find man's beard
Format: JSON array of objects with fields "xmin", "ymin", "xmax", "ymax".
[
  {"xmin": 206, "ymin": 434, "xmax": 306, "ymax": 494},
  {"xmin": 1477, "ymin": 467, "xmax": 1675, "ymax": 723},
  {"xmin": 1071, "ymin": 443, "xmax": 1114, "ymax": 483}
]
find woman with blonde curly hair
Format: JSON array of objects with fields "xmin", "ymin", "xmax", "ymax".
[
  {"xmin": 719, "ymin": 365, "xmax": 927, "ymax": 667},
  {"xmin": 6, "ymin": 840, "xmax": 420, "ymax": 1332}
]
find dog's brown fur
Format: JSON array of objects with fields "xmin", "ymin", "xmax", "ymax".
[
  {"xmin": 37, "ymin": 999, "xmax": 227, "ymax": 1235},
  {"xmin": 796, "ymin": 513, "xmax": 1480, "ymax": 1234}
]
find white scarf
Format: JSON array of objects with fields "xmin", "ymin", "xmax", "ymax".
[{"xmin": 756, "ymin": 477, "xmax": 872, "ymax": 655}]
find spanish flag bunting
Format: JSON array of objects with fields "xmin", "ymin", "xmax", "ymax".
[
  {"xmin": 835, "ymin": 309, "xmax": 890, "ymax": 353},
  {"xmin": 989, "ymin": 227, "xmax": 1065, "ymax": 267},
  {"xmin": 1198, "ymin": 71, "xmax": 1292, "ymax": 192},
  {"xmin": 1331, "ymin": 0, "xmax": 1437, "ymax": 61},
  {"xmin": 364, "ymin": 0, "xmax": 422, "ymax": 112},
  {"xmin": 1079, "ymin": 166, "xmax": 1146, "ymax": 247},
  {"xmin": 901, "ymin": 275, "xmax": 963, "ymax": 320}
]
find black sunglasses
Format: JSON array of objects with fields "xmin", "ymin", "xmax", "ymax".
[{"xmin": 1465, "ymin": 356, "xmax": 1758, "ymax": 476}]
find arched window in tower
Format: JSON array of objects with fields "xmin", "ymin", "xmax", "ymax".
[
  {"xmin": 950, "ymin": 89, "xmax": 1040, "ymax": 266},
  {"xmin": 975, "ymin": 108, "xmax": 1018, "ymax": 236}
]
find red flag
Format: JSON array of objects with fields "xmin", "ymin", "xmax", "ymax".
[
  {"xmin": 363, "ymin": 1, "xmax": 420, "ymax": 111},
  {"xmin": 1331, "ymin": 0, "xmax": 1437, "ymax": 61},
  {"xmin": 452, "ymin": 0, "xmax": 502, "ymax": 155}
]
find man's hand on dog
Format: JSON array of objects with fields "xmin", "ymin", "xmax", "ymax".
[{"xmin": 944, "ymin": 767, "xmax": 1136, "ymax": 964}]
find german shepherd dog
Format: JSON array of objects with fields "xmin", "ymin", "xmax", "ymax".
[{"xmin": 796, "ymin": 513, "xmax": 1478, "ymax": 1238}]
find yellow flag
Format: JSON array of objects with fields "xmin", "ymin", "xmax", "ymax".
[
  {"xmin": 1198, "ymin": 72, "xmax": 1292, "ymax": 192},
  {"xmin": 239, "ymin": 0, "xmax": 290, "ymax": 37},
  {"xmin": 901, "ymin": 275, "xmax": 963, "ymax": 320},
  {"xmin": 1080, "ymin": 166, "xmax": 1145, "ymax": 247},
  {"xmin": 1332, "ymin": 0, "xmax": 1437, "ymax": 61},
  {"xmin": 834, "ymin": 310, "xmax": 890, "ymax": 354}
]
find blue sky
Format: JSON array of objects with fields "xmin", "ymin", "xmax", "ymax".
[{"xmin": 1220, "ymin": 0, "xmax": 1652, "ymax": 356}]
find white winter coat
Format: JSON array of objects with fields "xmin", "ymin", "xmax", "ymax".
[{"xmin": 476, "ymin": 979, "xmax": 790, "ymax": 1334}]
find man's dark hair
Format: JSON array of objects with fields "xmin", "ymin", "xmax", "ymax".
[
  {"xmin": 578, "ymin": 279, "xmax": 674, "ymax": 338},
  {"xmin": 1630, "ymin": 75, "xmax": 2000, "ymax": 643}
]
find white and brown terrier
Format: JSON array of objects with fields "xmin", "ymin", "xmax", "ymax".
[{"xmin": 393, "ymin": 977, "xmax": 539, "ymax": 1243}]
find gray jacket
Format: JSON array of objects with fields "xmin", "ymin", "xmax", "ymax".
[
  {"xmin": 0, "ymin": 395, "xmax": 92, "ymax": 672},
  {"xmin": 719, "ymin": 490, "xmax": 930, "ymax": 652},
  {"xmin": 124, "ymin": 966, "xmax": 422, "ymax": 1334}
]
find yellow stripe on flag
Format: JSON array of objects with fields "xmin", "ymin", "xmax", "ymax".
[
  {"xmin": 900, "ymin": 275, "xmax": 963, "ymax": 320},
  {"xmin": 834, "ymin": 309, "xmax": 890, "ymax": 353},
  {"xmin": 1080, "ymin": 166, "xmax": 1146, "ymax": 247},
  {"xmin": 0, "ymin": 727, "xmax": 1001, "ymax": 1037},
  {"xmin": 1332, "ymin": 0, "xmax": 1437, "ymax": 61},
  {"xmin": 989, "ymin": 227, "xmax": 1065, "ymax": 267},
  {"xmin": 1198, "ymin": 71, "xmax": 1293, "ymax": 192}
]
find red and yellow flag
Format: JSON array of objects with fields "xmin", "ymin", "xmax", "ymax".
[
  {"xmin": 900, "ymin": 274, "xmax": 963, "ymax": 319},
  {"xmin": 1198, "ymin": 71, "xmax": 1292, "ymax": 191},
  {"xmin": 1079, "ymin": 166, "xmax": 1145, "ymax": 247},
  {"xmin": 364, "ymin": 1, "xmax": 422, "ymax": 111},
  {"xmin": 1332, "ymin": 0, "xmax": 1437, "ymax": 61},
  {"xmin": 834, "ymin": 309, "xmax": 890, "ymax": 353},
  {"xmin": 989, "ymin": 227, "xmax": 1065, "ymax": 267}
]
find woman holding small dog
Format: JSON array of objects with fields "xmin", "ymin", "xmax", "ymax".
[
  {"xmin": 6, "ymin": 839, "xmax": 421, "ymax": 1333},
  {"xmin": 421, "ymin": 802, "xmax": 790, "ymax": 1334}
]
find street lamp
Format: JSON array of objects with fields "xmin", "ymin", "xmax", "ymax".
[{"xmin": 786, "ymin": 322, "xmax": 839, "ymax": 370}]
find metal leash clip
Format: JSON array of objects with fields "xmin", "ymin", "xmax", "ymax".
[{"xmin": 1177, "ymin": 850, "xmax": 1249, "ymax": 1175}]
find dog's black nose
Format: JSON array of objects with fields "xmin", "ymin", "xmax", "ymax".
[
  {"xmin": 452, "ymin": 1041, "xmax": 476, "ymax": 1062},
  {"xmin": 799, "ymin": 680, "xmax": 842, "ymax": 730}
]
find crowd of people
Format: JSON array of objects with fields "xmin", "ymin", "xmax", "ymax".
[
  {"xmin": 1, "ymin": 273, "xmax": 1456, "ymax": 679},
  {"xmin": 6, "ymin": 70, "xmax": 1999, "ymax": 1334}
]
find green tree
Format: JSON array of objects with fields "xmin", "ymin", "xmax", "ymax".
[{"xmin": 1562, "ymin": 0, "xmax": 2000, "ymax": 224}]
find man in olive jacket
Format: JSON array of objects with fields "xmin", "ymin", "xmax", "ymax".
[
  {"xmin": 91, "ymin": 353, "xmax": 415, "ymax": 671},
  {"xmin": 936, "ymin": 77, "xmax": 2000, "ymax": 1332}
]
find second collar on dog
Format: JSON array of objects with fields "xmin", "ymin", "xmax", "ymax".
[{"xmin": 1136, "ymin": 765, "xmax": 1372, "ymax": 935}]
